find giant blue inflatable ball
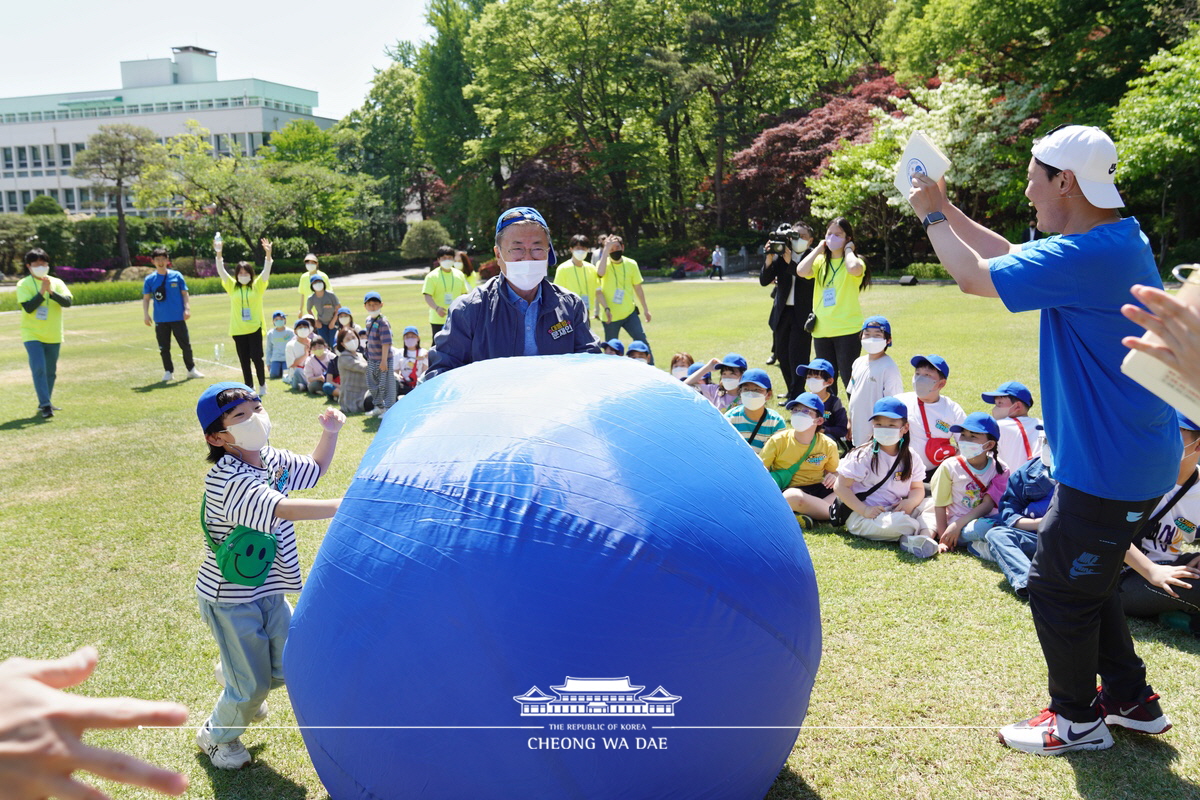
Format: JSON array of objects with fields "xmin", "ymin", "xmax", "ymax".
[{"xmin": 285, "ymin": 353, "xmax": 821, "ymax": 800}]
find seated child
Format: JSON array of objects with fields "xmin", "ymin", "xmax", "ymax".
[
  {"xmin": 265, "ymin": 311, "xmax": 293, "ymax": 381},
  {"xmin": 847, "ymin": 315, "xmax": 902, "ymax": 447},
  {"xmin": 284, "ymin": 320, "xmax": 312, "ymax": 391},
  {"xmin": 927, "ymin": 412, "xmax": 1010, "ymax": 553},
  {"xmin": 302, "ymin": 336, "xmax": 339, "ymax": 400},
  {"xmin": 759, "ymin": 392, "xmax": 840, "ymax": 529},
  {"xmin": 1118, "ymin": 412, "xmax": 1200, "ymax": 632},
  {"xmin": 797, "ymin": 358, "xmax": 849, "ymax": 450},
  {"xmin": 981, "ymin": 381, "xmax": 1043, "ymax": 470},
  {"xmin": 724, "ymin": 369, "xmax": 788, "ymax": 452},
  {"xmin": 396, "ymin": 325, "xmax": 428, "ymax": 395},
  {"xmin": 336, "ymin": 329, "xmax": 374, "ymax": 414},
  {"xmin": 896, "ymin": 354, "xmax": 965, "ymax": 472},
  {"xmin": 984, "ymin": 436, "xmax": 1056, "ymax": 597},
  {"xmin": 670, "ymin": 352, "xmax": 695, "ymax": 380},
  {"xmin": 684, "ymin": 353, "xmax": 746, "ymax": 412},
  {"xmin": 601, "ymin": 338, "xmax": 624, "ymax": 357},
  {"xmin": 627, "ymin": 341, "xmax": 652, "ymax": 364},
  {"xmin": 834, "ymin": 396, "xmax": 933, "ymax": 555}
]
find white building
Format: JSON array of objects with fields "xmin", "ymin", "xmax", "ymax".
[{"xmin": 0, "ymin": 46, "xmax": 335, "ymax": 216}]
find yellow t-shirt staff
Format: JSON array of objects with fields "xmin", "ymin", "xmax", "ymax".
[
  {"xmin": 554, "ymin": 258, "xmax": 600, "ymax": 323},
  {"xmin": 216, "ymin": 238, "xmax": 275, "ymax": 393},
  {"xmin": 16, "ymin": 250, "xmax": 73, "ymax": 418},
  {"xmin": 422, "ymin": 260, "xmax": 469, "ymax": 331},
  {"xmin": 796, "ymin": 219, "xmax": 869, "ymax": 393},
  {"xmin": 596, "ymin": 235, "xmax": 654, "ymax": 362}
]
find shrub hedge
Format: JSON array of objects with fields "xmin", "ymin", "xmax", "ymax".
[{"xmin": 0, "ymin": 273, "xmax": 296, "ymax": 312}]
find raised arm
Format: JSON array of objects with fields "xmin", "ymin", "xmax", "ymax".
[{"xmin": 260, "ymin": 238, "xmax": 274, "ymax": 281}]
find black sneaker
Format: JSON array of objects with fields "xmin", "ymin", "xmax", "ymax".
[
  {"xmin": 1097, "ymin": 685, "xmax": 1173, "ymax": 734},
  {"xmin": 39, "ymin": 406, "xmax": 53, "ymax": 419}
]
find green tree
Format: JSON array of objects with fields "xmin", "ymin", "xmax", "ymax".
[
  {"xmin": 400, "ymin": 219, "xmax": 453, "ymax": 260},
  {"xmin": 1112, "ymin": 27, "xmax": 1200, "ymax": 259},
  {"xmin": 24, "ymin": 195, "xmax": 64, "ymax": 215},
  {"xmin": 0, "ymin": 214, "xmax": 37, "ymax": 274},
  {"xmin": 70, "ymin": 124, "xmax": 162, "ymax": 267},
  {"xmin": 263, "ymin": 119, "xmax": 339, "ymax": 168}
]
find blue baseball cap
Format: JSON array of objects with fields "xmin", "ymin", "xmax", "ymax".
[
  {"xmin": 309, "ymin": 274, "xmax": 326, "ymax": 287},
  {"xmin": 363, "ymin": 291, "xmax": 382, "ymax": 303},
  {"xmin": 1179, "ymin": 411, "xmax": 1199, "ymax": 432},
  {"xmin": 403, "ymin": 325, "xmax": 418, "ymax": 335},
  {"xmin": 740, "ymin": 368, "xmax": 771, "ymax": 390},
  {"xmin": 715, "ymin": 353, "xmax": 748, "ymax": 371},
  {"xmin": 862, "ymin": 315, "xmax": 891, "ymax": 336},
  {"xmin": 910, "ymin": 354, "xmax": 949, "ymax": 378},
  {"xmin": 797, "ymin": 358, "xmax": 834, "ymax": 379},
  {"xmin": 872, "ymin": 396, "xmax": 908, "ymax": 420},
  {"xmin": 337, "ymin": 306, "xmax": 351, "ymax": 316},
  {"xmin": 628, "ymin": 340, "xmax": 650, "ymax": 354},
  {"xmin": 605, "ymin": 339, "xmax": 625, "ymax": 355},
  {"xmin": 495, "ymin": 206, "xmax": 556, "ymax": 267},
  {"xmin": 981, "ymin": 381, "xmax": 1034, "ymax": 409},
  {"xmin": 951, "ymin": 411, "xmax": 1001, "ymax": 440},
  {"xmin": 196, "ymin": 382, "xmax": 257, "ymax": 431},
  {"xmin": 271, "ymin": 310, "xmax": 286, "ymax": 319},
  {"xmin": 786, "ymin": 392, "xmax": 825, "ymax": 415}
]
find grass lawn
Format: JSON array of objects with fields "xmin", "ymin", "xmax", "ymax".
[{"xmin": 1, "ymin": 276, "xmax": 1197, "ymax": 799}]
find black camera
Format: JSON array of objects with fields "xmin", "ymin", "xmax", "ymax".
[{"xmin": 765, "ymin": 223, "xmax": 795, "ymax": 255}]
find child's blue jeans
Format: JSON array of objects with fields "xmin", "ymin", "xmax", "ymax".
[
  {"xmin": 198, "ymin": 594, "xmax": 291, "ymax": 742},
  {"xmin": 268, "ymin": 360, "xmax": 285, "ymax": 379}
]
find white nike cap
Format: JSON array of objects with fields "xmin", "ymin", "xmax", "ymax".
[{"xmin": 1031, "ymin": 125, "xmax": 1123, "ymax": 209}]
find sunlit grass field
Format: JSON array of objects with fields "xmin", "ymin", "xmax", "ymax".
[{"xmin": 1, "ymin": 275, "xmax": 1196, "ymax": 799}]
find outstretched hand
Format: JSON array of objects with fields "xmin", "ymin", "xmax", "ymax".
[
  {"xmin": 1122, "ymin": 283, "xmax": 1200, "ymax": 394},
  {"xmin": 907, "ymin": 173, "xmax": 948, "ymax": 220},
  {"xmin": 0, "ymin": 646, "xmax": 189, "ymax": 799},
  {"xmin": 318, "ymin": 407, "xmax": 346, "ymax": 434}
]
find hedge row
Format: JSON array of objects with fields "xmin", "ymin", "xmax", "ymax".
[{"xmin": 0, "ymin": 273, "xmax": 298, "ymax": 313}]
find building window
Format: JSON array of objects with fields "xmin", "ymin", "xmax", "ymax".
[
  {"xmin": 17, "ymin": 147, "xmax": 27, "ymax": 169},
  {"xmin": 200, "ymin": 99, "xmax": 214, "ymax": 109},
  {"xmin": 216, "ymin": 98, "xmax": 229, "ymax": 108},
  {"xmin": 2, "ymin": 148, "xmax": 12, "ymax": 170},
  {"xmin": 31, "ymin": 147, "xmax": 41, "ymax": 168},
  {"xmin": 64, "ymin": 188, "xmax": 75, "ymax": 210},
  {"xmin": 60, "ymin": 144, "xmax": 71, "ymax": 166},
  {"xmin": 5, "ymin": 192, "xmax": 16, "ymax": 212},
  {"xmin": 74, "ymin": 143, "xmax": 86, "ymax": 156},
  {"xmin": 231, "ymin": 97, "xmax": 244, "ymax": 107},
  {"xmin": 48, "ymin": 189, "xmax": 59, "ymax": 203},
  {"xmin": 20, "ymin": 190, "xmax": 31, "ymax": 209},
  {"xmin": 44, "ymin": 145, "xmax": 55, "ymax": 167}
]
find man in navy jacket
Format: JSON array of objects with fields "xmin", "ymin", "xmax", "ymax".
[{"xmin": 425, "ymin": 207, "xmax": 599, "ymax": 380}]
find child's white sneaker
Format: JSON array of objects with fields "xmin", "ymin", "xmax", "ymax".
[
  {"xmin": 900, "ymin": 534, "xmax": 939, "ymax": 559},
  {"xmin": 196, "ymin": 721, "xmax": 251, "ymax": 769},
  {"xmin": 967, "ymin": 540, "xmax": 994, "ymax": 561}
]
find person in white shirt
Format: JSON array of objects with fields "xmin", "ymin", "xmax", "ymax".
[
  {"xmin": 847, "ymin": 315, "xmax": 903, "ymax": 445},
  {"xmin": 981, "ymin": 381, "xmax": 1043, "ymax": 470},
  {"xmin": 895, "ymin": 354, "xmax": 965, "ymax": 472}
]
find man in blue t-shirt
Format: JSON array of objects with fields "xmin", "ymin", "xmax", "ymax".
[
  {"xmin": 142, "ymin": 246, "xmax": 202, "ymax": 382},
  {"xmin": 907, "ymin": 126, "xmax": 1181, "ymax": 756}
]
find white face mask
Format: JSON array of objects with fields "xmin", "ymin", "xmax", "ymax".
[
  {"xmin": 671, "ymin": 366, "xmax": 689, "ymax": 379},
  {"xmin": 804, "ymin": 377, "xmax": 826, "ymax": 394},
  {"xmin": 913, "ymin": 374, "xmax": 938, "ymax": 397},
  {"xmin": 720, "ymin": 377, "xmax": 740, "ymax": 391},
  {"xmin": 404, "ymin": 336, "xmax": 418, "ymax": 349},
  {"xmin": 312, "ymin": 282, "xmax": 325, "ymax": 292},
  {"xmin": 792, "ymin": 413, "xmax": 816, "ymax": 432},
  {"xmin": 365, "ymin": 311, "xmax": 379, "ymax": 319},
  {"xmin": 873, "ymin": 426, "xmax": 903, "ymax": 447},
  {"xmin": 29, "ymin": 265, "xmax": 49, "ymax": 278},
  {"xmin": 344, "ymin": 337, "xmax": 359, "ymax": 351},
  {"xmin": 740, "ymin": 391, "xmax": 767, "ymax": 411},
  {"xmin": 572, "ymin": 249, "xmax": 588, "ymax": 261},
  {"xmin": 305, "ymin": 262, "xmax": 318, "ymax": 272},
  {"xmin": 790, "ymin": 238, "xmax": 808, "ymax": 253},
  {"xmin": 440, "ymin": 259, "xmax": 454, "ymax": 269},
  {"xmin": 338, "ymin": 315, "xmax": 351, "ymax": 326},
  {"xmin": 296, "ymin": 327, "xmax": 311, "ymax": 337},
  {"xmin": 958, "ymin": 440, "xmax": 987, "ymax": 459},
  {"xmin": 862, "ymin": 337, "xmax": 887, "ymax": 354},
  {"xmin": 225, "ymin": 410, "xmax": 271, "ymax": 452},
  {"xmin": 504, "ymin": 260, "xmax": 547, "ymax": 292},
  {"xmin": 238, "ymin": 273, "xmax": 252, "ymax": 285}
]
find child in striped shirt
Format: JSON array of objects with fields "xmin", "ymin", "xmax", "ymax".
[
  {"xmin": 724, "ymin": 369, "xmax": 788, "ymax": 452},
  {"xmin": 194, "ymin": 382, "xmax": 343, "ymax": 770}
]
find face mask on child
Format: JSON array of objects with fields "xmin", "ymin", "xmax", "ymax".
[
  {"xmin": 958, "ymin": 441, "xmax": 988, "ymax": 459},
  {"xmin": 296, "ymin": 326, "xmax": 311, "ymax": 337},
  {"xmin": 740, "ymin": 391, "xmax": 766, "ymax": 411},
  {"xmin": 404, "ymin": 336, "xmax": 418, "ymax": 349},
  {"xmin": 804, "ymin": 377, "xmax": 826, "ymax": 394},
  {"xmin": 671, "ymin": 366, "xmax": 688, "ymax": 379},
  {"xmin": 338, "ymin": 315, "xmax": 351, "ymax": 326},
  {"xmin": 274, "ymin": 319, "xmax": 286, "ymax": 329},
  {"xmin": 312, "ymin": 347, "xmax": 326, "ymax": 357},
  {"xmin": 344, "ymin": 337, "xmax": 359, "ymax": 351},
  {"xmin": 224, "ymin": 410, "xmax": 271, "ymax": 452},
  {"xmin": 913, "ymin": 375, "xmax": 938, "ymax": 397},
  {"xmin": 792, "ymin": 414, "xmax": 815, "ymax": 433},
  {"xmin": 30, "ymin": 265, "xmax": 49, "ymax": 278},
  {"xmin": 720, "ymin": 377, "xmax": 740, "ymax": 391},
  {"xmin": 862, "ymin": 337, "xmax": 887, "ymax": 354},
  {"xmin": 873, "ymin": 427, "xmax": 903, "ymax": 447}
]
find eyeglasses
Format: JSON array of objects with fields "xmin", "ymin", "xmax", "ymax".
[{"xmin": 503, "ymin": 246, "xmax": 549, "ymax": 260}]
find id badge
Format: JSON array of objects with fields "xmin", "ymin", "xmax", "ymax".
[
  {"xmin": 242, "ymin": 307, "xmax": 253, "ymax": 322},
  {"xmin": 444, "ymin": 292, "xmax": 454, "ymax": 306},
  {"xmin": 36, "ymin": 304, "xmax": 49, "ymax": 320},
  {"xmin": 613, "ymin": 288, "xmax": 626, "ymax": 305},
  {"xmin": 822, "ymin": 288, "xmax": 836, "ymax": 308}
]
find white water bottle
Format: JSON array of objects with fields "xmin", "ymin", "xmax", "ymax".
[
  {"xmin": 1121, "ymin": 264, "xmax": 1200, "ymax": 421},
  {"xmin": 214, "ymin": 343, "xmax": 225, "ymax": 363},
  {"xmin": 213, "ymin": 231, "xmax": 222, "ymax": 255}
]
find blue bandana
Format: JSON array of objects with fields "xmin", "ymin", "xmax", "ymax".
[{"xmin": 495, "ymin": 206, "xmax": 556, "ymax": 268}]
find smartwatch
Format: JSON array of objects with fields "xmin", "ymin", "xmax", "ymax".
[{"xmin": 923, "ymin": 211, "xmax": 948, "ymax": 231}]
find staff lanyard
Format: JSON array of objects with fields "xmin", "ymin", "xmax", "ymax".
[
  {"xmin": 238, "ymin": 284, "xmax": 251, "ymax": 313},
  {"xmin": 821, "ymin": 257, "xmax": 843, "ymax": 288},
  {"xmin": 440, "ymin": 269, "xmax": 454, "ymax": 296}
]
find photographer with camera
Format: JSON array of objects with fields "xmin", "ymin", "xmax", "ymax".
[{"xmin": 759, "ymin": 222, "xmax": 814, "ymax": 402}]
